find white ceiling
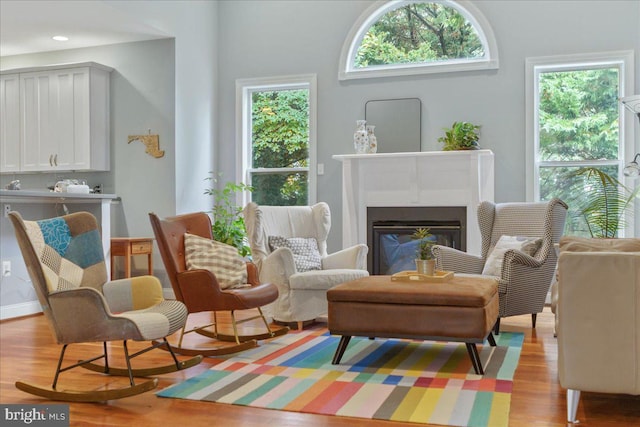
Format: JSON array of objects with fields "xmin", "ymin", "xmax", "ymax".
[{"xmin": 0, "ymin": 0, "xmax": 171, "ymax": 57}]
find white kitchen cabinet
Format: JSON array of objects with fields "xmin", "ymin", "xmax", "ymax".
[
  {"xmin": 1, "ymin": 62, "xmax": 112, "ymax": 173},
  {"xmin": 0, "ymin": 74, "xmax": 21, "ymax": 173}
]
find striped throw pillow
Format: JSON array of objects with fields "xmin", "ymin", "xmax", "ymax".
[{"xmin": 184, "ymin": 233, "xmax": 248, "ymax": 289}]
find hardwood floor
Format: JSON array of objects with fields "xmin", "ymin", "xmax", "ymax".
[{"xmin": 1, "ymin": 308, "xmax": 639, "ymax": 426}]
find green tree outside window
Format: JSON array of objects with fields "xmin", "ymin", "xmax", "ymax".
[
  {"xmin": 536, "ymin": 67, "xmax": 625, "ymax": 236},
  {"xmin": 355, "ymin": 3, "xmax": 484, "ymax": 68},
  {"xmin": 250, "ymin": 88, "xmax": 309, "ymax": 206}
]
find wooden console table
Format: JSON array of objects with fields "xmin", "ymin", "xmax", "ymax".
[{"xmin": 110, "ymin": 237, "xmax": 153, "ymax": 279}]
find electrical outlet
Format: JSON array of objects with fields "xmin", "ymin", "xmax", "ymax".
[
  {"xmin": 2, "ymin": 261, "xmax": 10, "ymax": 277},
  {"xmin": 3, "ymin": 204, "xmax": 10, "ymax": 217}
]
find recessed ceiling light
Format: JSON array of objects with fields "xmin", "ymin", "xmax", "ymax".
[{"xmin": 52, "ymin": 36, "xmax": 69, "ymax": 42}]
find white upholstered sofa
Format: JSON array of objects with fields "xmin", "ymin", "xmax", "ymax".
[
  {"xmin": 243, "ymin": 202, "xmax": 369, "ymax": 329},
  {"xmin": 556, "ymin": 236, "xmax": 640, "ymax": 423}
]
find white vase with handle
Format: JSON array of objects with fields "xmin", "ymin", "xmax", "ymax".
[
  {"xmin": 353, "ymin": 120, "xmax": 369, "ymax": 154},
  {"xmin": 366, "ymin": 125, "xmax": 378, "ymax": 153}
]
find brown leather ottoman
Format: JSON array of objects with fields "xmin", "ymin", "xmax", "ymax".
[{"xmin": 327, "ymin": 274, "xmax": 499, "ymax": 374}]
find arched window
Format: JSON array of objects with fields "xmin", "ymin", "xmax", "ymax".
[{"xmin": 339, "ymin": 0, "xmax": 499, "ymax": 80}]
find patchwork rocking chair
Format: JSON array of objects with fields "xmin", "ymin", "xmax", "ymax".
[
  {"xmin": 8, "ymin": 211, "xmax": 202, "ymax": 402},
  {"xmin": 149, "ymin": 212, "xmax": 288, "ymax": 358}
]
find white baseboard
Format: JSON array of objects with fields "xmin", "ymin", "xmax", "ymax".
[{"xmin": 1, "ymin": 301, "xmax": 42, "ymax": 321}]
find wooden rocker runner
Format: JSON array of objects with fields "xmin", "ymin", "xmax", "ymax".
[
  {"xmin": 9, "ymin": 211, "xmax": 202, "ymax": 402},
  {"xmin": 150, "ymin": 212, "xmax": 288, "ymax": 357}
]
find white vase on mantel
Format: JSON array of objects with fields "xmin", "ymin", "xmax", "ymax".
[
  {"xmin": 353, "ymin": 120, "xmax": 369, "ymax": 154},
  {"xmin": 366, "ymin": 125, "xmax": 377, "ymax": 153}
]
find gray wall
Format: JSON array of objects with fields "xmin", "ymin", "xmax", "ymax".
[
  {"xmin": 0, "ymin": 38, "xmax": 176, "ymax": 238},
  {"xmin": 105, "ymin": 0, "xmax": 219, "ymax": 216},
  {"xmin": 1, "ymin": 1, "xmax": 220, "ymax": 315},
  {"xmin": 1, "ymin": 0, "xmax": 638, "ymax": 315},
  {"xmin": 0, "ymin": 38, "xmax": 177, "ymax": 313},
  {"xmin": 216, "ymin": 0, "xmax": 640, "ymax": 251}
]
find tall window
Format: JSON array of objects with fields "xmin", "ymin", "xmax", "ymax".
[
  {"xmin": 526, "ymin": 51, "xmax": 634, "ymax": 236},
  {"xmin": 339, "ymin": 0, "xmax": 498, "ymax": 80},
  {"xmin": 236, "ymin": 75, "xmax": 317, "ymax": 206}
]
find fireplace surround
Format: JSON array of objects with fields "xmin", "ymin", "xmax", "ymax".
[
  {"xmin": 368, "ymin": 206, "xmax": 466, "ymax": 274},
  {"xmin": 333, "ymin": 150, "xmax": 494, "ymax": 270}
]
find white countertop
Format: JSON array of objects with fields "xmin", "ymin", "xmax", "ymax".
[{"xmin": 0, "ymin": 189, "xmax": 118, "ymax": 202}]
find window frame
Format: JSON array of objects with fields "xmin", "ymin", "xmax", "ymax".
[
  {"xmin": 525, "ymin": 50, "xmax": 635, "ymax": 235},
  {"xmin": 235, "ymin": 74, "xmax": 317, "ymax": 207},
  {"xmin": 338, "ymin": 0, "xmax": 499, "ymax": 81}
]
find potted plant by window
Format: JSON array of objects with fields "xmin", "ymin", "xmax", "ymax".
[
  {"xmin": 565, "ymin": 167, "xmax": 639, "ymax": 238},
  {"xmin": 205, "ymin": 173, "xmax": 253, "ymax": 257},
  {"xmin": 411, "ymin": 227, "xmax": 436, "ymax": 275},
  {"xmin": 438, "ymin": 121, "xmax": 481, "ymax": 151}
]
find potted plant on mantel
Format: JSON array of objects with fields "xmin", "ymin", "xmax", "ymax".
[
  {"xmin": 411, "ymin": 227, "xmax": 436, "ymax": 276},
  {"xmin": 438, "ymin": 121, "xmax": 481, "ymax": 151}
]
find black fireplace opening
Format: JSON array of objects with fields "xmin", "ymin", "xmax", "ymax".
[{"xmin": 367, "ymin": 207, "xmax": 466, "ymax": 275}]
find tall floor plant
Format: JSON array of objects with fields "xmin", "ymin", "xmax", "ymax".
[
  {"xmin": 205, "ymin": 173, "xmax": 253, "ymax": 257},
  {"xmin": 565, "ymin": 167, "xmax": 639, "ymax": 238}
]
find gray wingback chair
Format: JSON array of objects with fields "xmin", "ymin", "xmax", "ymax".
[{"xmin": 433, "ymin": 198, "xmax": 568, "ymax": 334}]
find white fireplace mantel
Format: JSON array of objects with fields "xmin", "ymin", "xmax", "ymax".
[{"xmin": 332, "ymin": 150, "xmax": 495, "ymax": 256}]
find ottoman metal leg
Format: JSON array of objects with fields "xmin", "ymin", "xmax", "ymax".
[
  {"xmin": 332, "ymin": 336, "xmax": 352, "ymax": 364},
  {"xmin": 487, "ymin": 332, "xmax": 496, "ymax": 347},
  {"xmin": 466, "ymin": 343, "xmax": 484, "ymax": 375}
]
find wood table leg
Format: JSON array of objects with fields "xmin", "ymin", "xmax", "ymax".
[{"xmin": 124, "ymin": 246, "xmax": 131, "ymax": 278}]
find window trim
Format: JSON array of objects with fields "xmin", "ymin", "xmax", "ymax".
[
  {"xmin": 525, "ymin": 50, "xmax": 635, "ymax": 236},
  {"xmin": 525, "ymin": 50, "xmax": 635, "ymax": 199},
  {"xmin": 338, "ymin": 0, "xmax": 499, "ymax": 81},
  {"xmin": 235, "ymin": 74, "xmax": 317, "ymax": 207}
]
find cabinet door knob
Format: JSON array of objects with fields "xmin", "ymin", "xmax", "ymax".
[
  {"xmin": 54, "ymin": 154, "xmax": 58, "ymax": 166},
  {"xmin": 49, "ymin": 154, "xmax": 53, "ymax": 166}
]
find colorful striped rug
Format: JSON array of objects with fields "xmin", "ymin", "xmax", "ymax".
[{"xmin": 158, "ymin": 328, "xmax": 524, "ymax": 426}]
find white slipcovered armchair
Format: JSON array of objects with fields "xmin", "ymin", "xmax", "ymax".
[{"xmin": 244, "ymin": 202, "xmax": 369, "ymax": 329}]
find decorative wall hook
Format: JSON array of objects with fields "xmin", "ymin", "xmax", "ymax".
[{"xmin": 127, "ymin": 129, "xmax": 165, "ymax": 158}]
